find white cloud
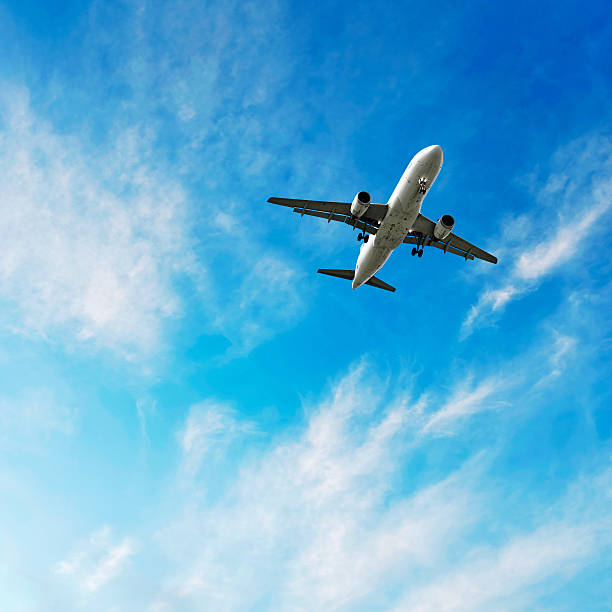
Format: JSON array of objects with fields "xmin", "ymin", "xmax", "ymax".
[
  {"xmin": 392, "ymin": 461, "xmax": 612, "ymax": 612},
  {"xmin": 151, "ymin": 363, "xmax": 481, "ymax": 610},
  {"xmin": 547, "ymin": 331, "xmax": 577, "ymax": 378},
  {"xmin": 0, "ymin": 86, "xmax": 195, "ymax": 358},
  {"xmin": 54, "ymin": 526, "xmax": 135, "ymax": 593},
  {"xmin": 463, "ymin": 131, "xmax": 612, "ymax": 336},
  {"xmin": 0, "ymin": 387, "xmax": 74, "ymax": 448},
  {"xmin": 393, "ymin": 523, "xmax": 600, "ymax": 612},
  {"xmin": 0, "ymin": 78, "xmax": 308, "ymax": 360},
  {"xmin": 422, "ymin": 376, "xmax": 503, "ymax": 435},
  {"xmin": 514, "ymin": 202, "xmax": 608, "ymax": 282},
  {"xmin": 143, "ymin": 347, "xmax": 609, "ymax": 611},
  {"xmin": 178, "ymin": 401, "xmax": 257, "ymax": 477},
  {"xmin": 21, "ymin": 319, "xmax": 609, "ymax": 611}
]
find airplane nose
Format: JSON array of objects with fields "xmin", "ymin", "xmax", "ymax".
[{"xmin": 425, "ymin": 144, "xmax": 443, "ymax": 166}]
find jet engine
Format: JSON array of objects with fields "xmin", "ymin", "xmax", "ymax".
[
  {"xmin": 350, "ymin": 191, "xmax": 371, "ymax": 218},
  {"xmin": 434, "ymin": 214, "xmax": 455, "ymax": 240}
]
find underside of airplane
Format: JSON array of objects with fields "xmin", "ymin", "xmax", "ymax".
[{"xmin": 268, "ymin": 145, "xmax": 497, "ymax": 292}]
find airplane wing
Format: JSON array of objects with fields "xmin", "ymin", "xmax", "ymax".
[
  {"xmin": 407, "ymin": 213, "xmax": 497, "ymax": 264},
  {"xmin": 267, "ymin": 197, "xmax": 387, "ymax": 235}
]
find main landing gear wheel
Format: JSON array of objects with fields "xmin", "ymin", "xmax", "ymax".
[
  {"xmin": 357, "ymin": 233, "xmax": 369, "ymax": 243},
  {"xmin": 418, "ymin": 249, "xmax": 423, "ymax": 257},
  {"xmin": 411, "ymin": 247, "xmax": 417, "ymax": 256}
]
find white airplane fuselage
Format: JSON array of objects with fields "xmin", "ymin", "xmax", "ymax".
[{"xmin": 353, "ymin": 145, "xmax": 443, "ymax": 289}]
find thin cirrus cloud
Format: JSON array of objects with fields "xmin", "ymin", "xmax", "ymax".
[
  {"xmin": 0, "ymin": 0, "xmax": 321, "ymax": 361},
  {"xmin": 150, "ymin": 362, "xmax": 482, "ymax": 609},
  {"xmin": 393, "ymin": 521, "xmax": 604, "ymax": 612},
  {"xmin": 462, "ymin": 131, "xmax": 612, "ymax": 337},
  {"xmin": 0, "ymin": 387, "xmax": 74, "ymax": 450},
  {"xmin": 0, "ymin": 80, "xmax": 306, "ymax": 360},
  {"xmin": 0, "ymin": 85, "xmax": 194, "ymax": 358},
  {"xmin": 53, "ymin": 526, "xmax": 135, "ymax": 593},
  {"xmin": 143, "ymin": 351, "xmax": 608, "ymax": 611},
  {"xmin": 178, "ymin": 400, "xmax": 258, "ymax": 478},
  {"xmin": 421, "ymin": 324, "xmax": 578, "ymax": 436},
  {"xmin": 43, "ymin": 289, "xmax": 607, "ymax": 609}
]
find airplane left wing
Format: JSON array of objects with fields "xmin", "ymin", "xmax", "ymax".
[
  {"xmin": 409, "ymin": 213, "xmax": 498, "ymax": 264},
  {"xmin": 267, "ymin": 197, "xmax": 387, "ymax": 235}
]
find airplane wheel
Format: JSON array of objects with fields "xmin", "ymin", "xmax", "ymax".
[
  {"xmin": 357, "ymin": 233, "xmax": 363, "ymax": 241},
  {"xmin": 411, "ymin": 247, "xmax": 417, "ymax": 256},
  {"xmin": 364, "ymin": 235, "xmax": 369, "ymax": 243},
  {"xmin": 418, "ymin": 250, "xmax": 423, "ymax": 258}
]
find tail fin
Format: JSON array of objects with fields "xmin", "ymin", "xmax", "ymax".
[{"xmin": 317, "ymin": 269, "xmax": 396, "ymax": 292}]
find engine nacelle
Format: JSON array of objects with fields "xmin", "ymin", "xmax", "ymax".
[
  {"xmin": 350, "ymin": 191, "xmax": 371, "ymax": 218},
  {"xmin": 434, "ymin": 214, "xmax": 455, "ymax": 240}
]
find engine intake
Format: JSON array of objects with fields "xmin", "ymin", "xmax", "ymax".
[
  {"xmin": 350, "ymin": 191, "xmax": 371, "ymax": 218},
  {"xmin": 434, "ymin": 214, "xmax": 454, "ymax": 240}
]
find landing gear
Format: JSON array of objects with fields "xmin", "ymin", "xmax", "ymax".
[
  {"xmin": 418, "ymin": 177, "xmax": 429, "ymax": 194},
  {"xmin": 357, "ymin": 233, "xmax": 369, "ymax": 243},
  {"xmin": 411, "ymin": 235, "xmax": 425, "ymax": 257}
]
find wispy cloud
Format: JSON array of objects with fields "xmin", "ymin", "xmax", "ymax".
[
  {"xmin": 463, "ymin": 131, "xmax": 612, "ymax": 337},
  {"xmin": 54, "ymin": 526, "xmax": 135, "ymax": 593},
  {"xmin": 422, "ymin": 376, "xmax": 504, "ymax": 435},
  {"xmin": 143, "ymin": 341, "xmax": 607, "ymax": 610},
  {"xmin": 392, "ymin": 460, "xmax": 612, "ymax": 612},
  {"xmin": 152, "ymin": 363, "xmax": 480, "ymax": 609},
  {"xmin": 178, "ymin": 400, "xmax": 257, "ymax": 478},
  {"xmin": 0, "ymin": 1, "xmax": 320, "ymax": 362},
  {"xmin": 393, "ymin": 522, "xmax": 603, "ymax": 612},
  {"xmin": 0, "ymin": 387, "xmax": 74, "ymax": 449},
  {"xmin": 0, "ymin": 85, "xmax": 195, "ymax": 358}
]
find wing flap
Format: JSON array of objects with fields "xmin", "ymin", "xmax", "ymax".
[
  {"xmin": 268, "ymin": 197, "xmax": 351, "ymax": 213},
  {"xmin": 269, "ymin": 197, "xmax": 387, "ymax": 222},
  {"xmin": 403, "ymin": 235, "xmax": 475, "ymax": 260},
  {"xmin": 446, "ymin": 233, "xmax": 498, "ymax": 264},
  {"xmin": 292, "ymin": 208, "xmax": 380, "ymax": 234},
  {"xmin": 292, "ymin": 208, "xmax": 347, "ymax": 223}
]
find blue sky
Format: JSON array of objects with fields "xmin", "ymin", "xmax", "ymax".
[{"xmin": 0, "ymin": 0, "xmax": 611, "ymax": 609}]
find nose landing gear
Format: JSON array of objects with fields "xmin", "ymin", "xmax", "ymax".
[{"xmin": 418, "ymin": 177, "xmax": 429, "ymax": 194}]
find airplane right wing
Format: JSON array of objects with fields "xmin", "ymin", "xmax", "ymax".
[{"xmin": 407, "ymin": 213, "xmax": 498, "ymax": 264}]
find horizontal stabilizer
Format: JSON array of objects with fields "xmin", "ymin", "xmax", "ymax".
[
  {"xmin": 365, "ymin": 275, "xmax": 396, "ymax": 292},
  {"xmin": 317, "ymin": 269, "xmax": 396, "ymax": 292},
  {"xmin": 318, "ymin": 268, "xmax": 355, "ymax": 281}
]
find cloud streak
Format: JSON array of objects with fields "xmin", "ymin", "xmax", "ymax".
[
  {"xmin": 54, "ymin": 526, "xmax": 135, "ymax": 593},
  {"xmin": 0, "ymin": 85, "xmax": 196, "ymax": 358},
  {"xmin": 463, "ymin": 131, "xmax": 612, "ymax": 337},
  {"xmin": 141, "ymin": 340, "xmax": 606, "ymax": 611}
]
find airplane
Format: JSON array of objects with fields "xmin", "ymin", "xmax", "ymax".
[{"xmin": 268, "ymin": 145, "xmax": 497, "ymax": 293}]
